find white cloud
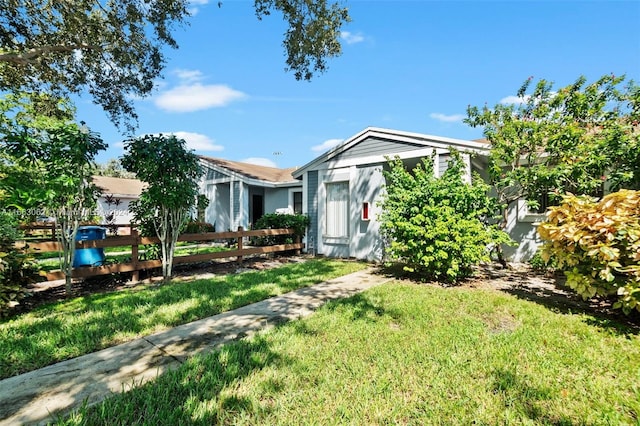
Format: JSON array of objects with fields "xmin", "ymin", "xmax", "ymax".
[
  {"xmin": 140, "ymin": 131, "xmax": 224, "ymax": 152},
  {"xmin": 241, "ymin": 157, "xmax": 277, "ymax": 168},
  {"xmin": 172, "ymin": 131, "xmax": 224, "ymax": 151},
  {"xmin": 188, "ymin": 0, "xmax": 209, "ymax": 15},
  {"xmin": 174, "ymin": 68, "xmax": 204, "ymax": 83},
  {"xmin": 500, "ymin": 95, "xmax": 531, "ymax": 105},
  {"xmin": 340, "ymin": 31, "xmax": 365, "ymax": 45},
  {"xmin": 429, "ymin": 113, "xmax": 465, "ymax": 123},
  {"xmin": 311, "ymin": 138, "xmax": 343, "ymax": 152},
  {"xmin": 154, "ymin": 84, "xmax": 247, "ymax": 112}
]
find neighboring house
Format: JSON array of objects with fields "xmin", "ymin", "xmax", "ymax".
[
  {"xmin": 199, "ymin": 157, "xmax": 303, "ymax": 232},
  {"xmin": 93, "ymin": 175, "xmax": 145, "ymax": 232},
  {"xmin": 292, "ymin": 127, "xmax": 540, "ymax": 262}
]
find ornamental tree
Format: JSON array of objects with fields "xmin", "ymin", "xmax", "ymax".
[
  {"xmin": 121, "ymin": 134, "xmax": 202, "ymax": 281},
  {"xmin": 0, "ymin": 0, "xmax": 350, "ymax": 130},
  {"xmin": 465, "ymin": 74, "xmax": 640, "ymax": 221},
  {"xmin": 3, "ymin": 120, "xmax": 107, "ymax": 294}
]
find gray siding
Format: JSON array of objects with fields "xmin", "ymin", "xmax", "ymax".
[
  {"xmin": 332, "ymin": 136, "xmax": 423, "ymax": 162},
  {"xmin": 204, "ymin": 166, "xmax": 228, "ymax": 180},
  {"xmin": 307, "ymin": 171, "xmax": 318, "ymax": 254},
  {"xmin": 265, "ymin": 187, "xmax": 290, "ymax": 213},
  {"xmin": 233, "ymin": 181, "xmax": 241, "ymax": 228},
  {"xmin": 438, "ymin": 154, "xmax": 451, "ymax": 176}
]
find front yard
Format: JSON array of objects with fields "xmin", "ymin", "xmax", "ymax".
[
  {"xmin": 58, "ymin": 275, "xmax": 639, "ymax": 425},
  {"xmin": 0, "ymin": 258, "xmax": 367, "ymax": 378}
]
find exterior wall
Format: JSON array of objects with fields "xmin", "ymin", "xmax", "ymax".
[
  {"xmin": 264, "ymin": 187, "xmax": 291, "ymax": 213},
  {"xmin": 333, "ymin": 136, "xmax": 422, "ymax": 161},
  {"xmin": 205, "ymin": 182, "xmax": 231, "ymax": 232},
  {"xmin": 96, "ymin": 197, "xmax": 136, "ymax": 225},
  {"xmin": 306, "ymin": 171, "xmax": 319, "ymax": 255},
  {"xmin": 231, "ymin": 182, "xmax": 250, "ymax": 230},
  {"xmin": 350, "ymin": 164, "xmax": 386, "ymax": 261},
  {"xmin": 316, "ymin": 166, "xmax": 352, "ymax": 259},
  {"xmin": 503, "ymin": 200, "xmax": 542, "ymax": 262}
]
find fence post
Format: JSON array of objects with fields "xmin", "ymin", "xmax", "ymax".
[
  {"xmin": 51, "ymin": 222, "xmax": 56, "ymax": 241},
  {"xmin": 131, "ymin": 229, "xmax": 139, "ymax": 283},
  {"xmin": 294, "ymin": 232, "xmax": 301, "ymax": 255},
  {"xmin": 237, "ymin": 226, "xmax": 243, "ymax": 265}
]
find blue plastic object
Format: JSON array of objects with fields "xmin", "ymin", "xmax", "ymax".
[{"xmin": 73, "ymin": 226, "xmax": 107, "ymax": 267}]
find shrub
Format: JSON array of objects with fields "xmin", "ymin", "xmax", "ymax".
[
  {"xmin": 252, "ymin": 213, "xmax": 310, "ymax": 245},
  {"xmin": 182, "ymin": 221, "xmax": 215, "ymax": 234},
  {"xmin": 0, "ymin": 212, "xmax": 42, "ymax": 316},
  {"xmin": 380, "ymin": 151, "xmax": 512, "ymax": 282},
  {"xmin": 538, "ymin": 190, "xmax": 640, "ymax": 314}
]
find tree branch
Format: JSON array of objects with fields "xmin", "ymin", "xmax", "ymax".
[{"xmin": 0, "ymin": 44, "xmax": 99, "ymax": 64}]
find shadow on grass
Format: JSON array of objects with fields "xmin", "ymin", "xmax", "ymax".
[
  {"xmin": 0, "ymin": 259, "xmax": 346, "ymax": 380},
  {"xmin": 471, "ymin": 267, "xmax": 640, "ymax": 336},
  {"xmin": 491, "ymin": 368, "xmax": 574, "ymax": 426},
  {"xmin": 59, "ymin": 288, "xmax": 390, "ymax": 425},
  {"xmin": 61, "ymin": 333, "xmax": 288, "ymax": 425}
]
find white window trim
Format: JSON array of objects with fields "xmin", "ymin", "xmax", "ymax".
[
  {"xmin": 288, "ymin": 188, "xmax": 303, "ymax": 215},
  {"xmin": 323, "ymin": 180, "xmax": 350, "ymax": 243},
  {"xmin": 517, "ymin": 199, "xmax": 546, "ymax": 224}
]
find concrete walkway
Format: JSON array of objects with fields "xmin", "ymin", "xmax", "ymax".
[{"xmin": 0, "ymin": 268, "xmax": 390, "ymax": 425}]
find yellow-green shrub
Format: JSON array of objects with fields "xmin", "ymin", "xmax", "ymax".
[{"xmin": 538, "ymin": 190, "xmax": 640, "ymax": 314}]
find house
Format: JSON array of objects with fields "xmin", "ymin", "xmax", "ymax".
[
  {"xmin": 292, "ymin": 127, "xmax": 540, "ymax": 262},
  {"xmin": 199, "ymin": 157, "xmax": 303, "ymax": 231},
  {"xmin": 93, "ymin": 175, "xmax": 145, "ymax": 233}
]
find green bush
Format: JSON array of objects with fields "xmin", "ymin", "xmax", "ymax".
[
  {"xmin": 538, "ymin": 190, "xmax": 640, "ymax": 314},
  {"xmin": 0, "ymin": 212, "xmax": 42, "ymax": 316},
  {"xmin": 182, "ymin": 221, "xmax": 215, "ymax": 234},
  {"xmin": 380, "ymin": 151, "xmax": 512, "ymax": 282},
  {"xmin": 529, "ymin": 249, "xmax": 557, "ymax": 273},
  {"xmin": 252, "ymin": 213, "xmax": 310, "ymax": 245}
]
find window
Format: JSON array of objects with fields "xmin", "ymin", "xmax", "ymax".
[
  {"xmin": 293, "ymin": 191, "xmax": 303, "ymax": 215},
  {"xmin": 325, "ymin": 181, "xmax": 349, "ymax": 238}
]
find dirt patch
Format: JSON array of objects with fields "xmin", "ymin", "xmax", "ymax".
[{"xmin": 464, "ymin": 263, "xmax": 640, "ymax": 331}]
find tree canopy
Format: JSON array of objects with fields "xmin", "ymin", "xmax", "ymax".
[
  {"xmin": 465, "ymin": 74, "xmax": 640, "ymax": 210},
  {"xmin": 0, "ymin": 0, "xmax": 350, "ymax": 131}
]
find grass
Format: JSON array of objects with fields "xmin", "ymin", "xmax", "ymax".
[
  {"xmin": 58, "ymin": 281, "xmax": 640, "ymax": 425},
  {"xmin": 0, "ymin": 259, "xmax": 367, "ymax": 379},
  {"xmin": 35, "ymin": 245, "xmax": 231, "ymax": 271}
]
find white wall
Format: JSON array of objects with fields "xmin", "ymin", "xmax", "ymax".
[
  {"xmin": 503, "ymin": 200, "xmax": 542, "ymax": 262},
  {"xmin": 205, "ymin": 183, "xmax": 231, "ymax": 232},
  {"xmin": 96, "ymin": 197, "xmax": 136, "ymax": 225},
  {"xmin": 264, "ymin": 187, "xmax": 291, "ymax": 213}
]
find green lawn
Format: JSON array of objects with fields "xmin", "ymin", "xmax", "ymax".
[
  {"xmin": 59, "ymin": 281, "xmax": 640, "ymax": 425},
  {"xmin": 35, "ymin": 245, "xmax": 231, "ymax": 271},
  {"xmin": 0, "ymin": 259, "xmax": 367, "ymax": 379}
]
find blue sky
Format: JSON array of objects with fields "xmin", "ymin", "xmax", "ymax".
[{"xmin": 79, "ymin": 0, "xmax": 640, "ymax": 168}]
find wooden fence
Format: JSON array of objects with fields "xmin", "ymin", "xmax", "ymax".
[{"xmin": 15, "ymin": 227, "xmax": 303, "ymax": 282}]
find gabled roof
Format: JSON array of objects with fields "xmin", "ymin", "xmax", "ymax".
[
  {"xmin": 199, "ymin": 156, "xmax": 299, "ymax": 184},
  {"xmin": 93, "ymin": 175, "xmax": 145, "ymax": 198},
  {"xmin": 292, "ymin": 127, "xmax": 491, "ymax": 178}
]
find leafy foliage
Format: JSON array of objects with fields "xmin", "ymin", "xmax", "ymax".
[
  {"xmin": 0, "ymin": 211, "xmax": 40, "ymax": 316},
  {"xmin": 465, "ymin": 74, "xmax": 640, "ymax": 212},
  {"xmin": 538, "ymin": 190, "xmax": 640, "ymax": 314},
  {"xmin": 252, "ymin": 213, "xmax": 310, "ymax": 245},
  {"xmin": 182, "ymin": 221, "xmax": 215, "ymax": 235},
  {"xmin": 122, "ymin": 134, "xmax": 202, "ymax": 280},
  {"xmin": 255, "ymin": 0, "xmax": 350, "ymax": 81},
  {"xmin": 379, "ymin": 151, "xmax": 512, "ymax": 282},
  {"xmin": 2, "ymin": 116, "xmax": 107, "ymax": 294},
  {"xmin": 0, "ymin": 1, "xmax": 350, "ymax": 129},
  {"xmin": 93, "ymin": 159, "xmax": 136, "ymax": 179}
]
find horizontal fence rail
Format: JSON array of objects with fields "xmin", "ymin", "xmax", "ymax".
[{"xmin": 15, "ymin": 227, "xmax": 303, "ymax": 282}]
